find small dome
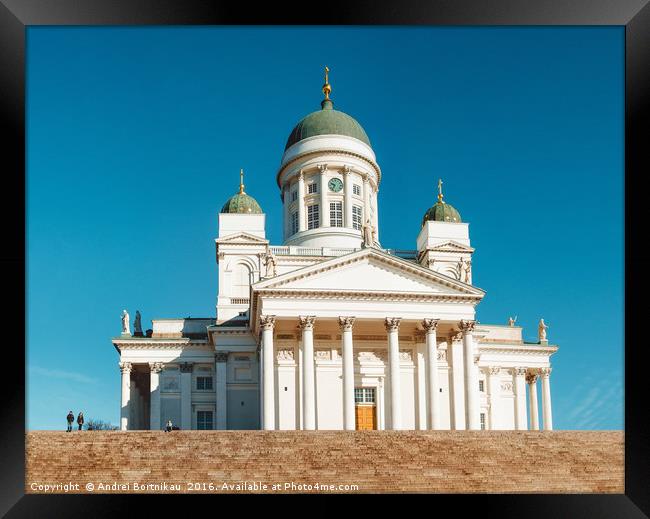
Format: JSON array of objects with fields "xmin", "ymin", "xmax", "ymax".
[
  {"xmin": 221, "ymin": 192, "xmax": 262, "ymax": 214},
  {"xmin": 220, "ymin": 169, "xmax": 262, "ymax": 214},
  {"xmin": 422, "ymin": 201, "xmax": 462, "ymax": 225}
]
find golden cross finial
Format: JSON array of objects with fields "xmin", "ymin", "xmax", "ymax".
[
  {"xmin": 437, "ymin": 178, "xmax": 444, "ymax": 203},
  {"xmin": 322, "ymin": 66, "xmax": 332, "ymax": 100},
  {"xmin": 239, "ymin": 168, "xmax": 245, "ymax": 194}
]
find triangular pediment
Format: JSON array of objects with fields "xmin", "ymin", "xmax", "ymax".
[
  {"xmin": 428, "ymin": 240, "xmax": 475, "ymax": 253},
  {"xmin": 216, "ymin": 232, "xmax": 269, "ymax": 245},
  {"xmin": 252, "ymin": 247, "xmax": 484, "ymax": 297}
]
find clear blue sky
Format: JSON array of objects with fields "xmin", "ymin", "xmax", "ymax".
[{"xmin": 26, "ymin": 26, "xmax": 623, "ymax": 430}]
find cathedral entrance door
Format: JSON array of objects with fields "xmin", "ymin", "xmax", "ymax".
[{"xmin": 354, "ymin": 387, "xmax": 377, "ymax": 430}]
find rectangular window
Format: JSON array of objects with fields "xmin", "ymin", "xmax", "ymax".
[
  {"xmin": 197, "ymin": 410, "xmax": 213, "ymax": 430},
  {"xmin": 308, "ymin": 182, "xmax": 318, "ymax": 194},
  {"xmin": 480, "ymin": 413, "xmax": 486, "ymax": 430},
  {"xmin": 329, "ymin": 201, "xmax": 343, "ymax": 227},
  {"xmin": 291, "ymin": 211, "xmax": 299, "ymax": 235},
  {"xmin": 291, "ymin": 189, "xmax": 297, "ymax": 202},
  {"xmin": 307, "ymin": 204, "xmax": 320, "ymax": 230},
  {"xmin": 479, "ymin": 380, "xmax": 484, "ymax": 392},
  {"xmin": 197, "ymin": 376, "xmax": 213, "ymax": 391},
  {"xmin": 352, "ymin": 205, "xmax": 363, "ymax": 230},
  {"xmin": 353, "ymin": 184, "xmax": 361, "ymax": 196},
  {"xmin": 354, "ymin": 387, "xmax": 376, "ymax": 404}
]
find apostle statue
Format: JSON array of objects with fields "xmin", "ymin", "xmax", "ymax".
[
  {"xmin": 134, "ymin": 310, "xmax": 143, "ymax": 336},
  {"xmin": 538, "ymin": 318, "xmax": 549, "ymax": 342},
  {"xmin": 121, "ymin": 309, "xmax": 130, "ymax": 336},
  {"xmin": 362, "ymin": 218, "xmax": 374, "ymax": 248},
  {"xmin": 508, "ymin": 316, "xmax": 517, "ymax": 327},
  {"xmin": 461, "ymin": 258, "xmax": 472, "ymax": 284},
  {"xmin": 265, "ymin": 252, "xmax": 277, "ymax": 277}
]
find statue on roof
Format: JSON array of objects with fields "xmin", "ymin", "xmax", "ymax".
[
  {"xmin": 362, "ymin": 218, "xmax": 375, "ymax": 248},
  {"xmin": 538, "ymin": 318, "xmax": 549, "ymax": 342},
  {"xmin": 508, "ymin": 316, "xmax": 517, "ymax": 327},
  {"xmin": 265, "ymin": 252, "xmax": 277, "ymax": 277},
  {"xmin": 121, "ymin": 309, "xmax": 130, "ymax": 336},
  {"xmin": 134, "ymin": 310, "xmax": 143, "ymax": 336}
]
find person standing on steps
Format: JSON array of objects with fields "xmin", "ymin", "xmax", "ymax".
[
  {"xmin": 77, "ymin": 411, "xmax": 84, "ymax": 431},
  {"xmin": 66, "ymin": 411, "xmax": 74, "ymax": 432},
  {"xmin": 165, "ymin": 419, "xmax": 172, "ymax": 432}
]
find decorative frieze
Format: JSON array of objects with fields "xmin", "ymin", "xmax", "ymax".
[
  {"xmin": 358, "ymin": 350, "xmax": 386, "ymax": 363},
  {"xmin": 436, "ymin": 350, "xmax": 447, "ymax": 361},
  {"xmin": 315, "ymin": 350, "xmax": 331, "ymax": 360},
  {"xmin": 501, "ymin": 382, "xmax": 513, "ymax": 392},
  {"xmin": 399, "ymin": 350, "xmax": 413, "ymax": 362},
  {"xmin": 277, "ymin": 349, "xmax": 294, "ymax": 361}
]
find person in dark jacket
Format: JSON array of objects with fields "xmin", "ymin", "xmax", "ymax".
[
  {"xmin": 66, "ymin": 411, "xmax": 74, "ymax": 432},
  {"xmin": 77, "ymin": 412, "xmax": 84, "ymax": 431}
]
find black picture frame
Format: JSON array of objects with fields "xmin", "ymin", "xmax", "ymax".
[{"xmin": 2, "ymin": 0, "xmax": 647, "ymax": 515}]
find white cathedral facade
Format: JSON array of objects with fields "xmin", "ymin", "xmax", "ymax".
[{"xmin": 112, "ymin": 73, "xmax": 557, "ymax": 432}]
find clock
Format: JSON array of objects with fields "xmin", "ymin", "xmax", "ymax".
[{"xmin": 328, "ymin": 178, "xmax": 343, "ymax": 192}]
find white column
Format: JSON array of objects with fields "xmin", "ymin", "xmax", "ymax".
[
  {"xmin": 297, "ymin": 171, "xmax": 306, "ymax": 232},
  {"xmin": 282, "ymin": 185, "xmax": 289, "ymax": 241},
  {"xmin": 540, "ymin": 367, "xmax": 553, "ymax": 430},
  {"xmin": 319, "ymin": 164, "xmax": 329, "ymax": 228},
  {"xmin": 526, "ymin": 372, "xmax": 540, "ymax": 430},
  {"xmin": 339, "ymin": 316, "xmax": 356, "ymax": 430},
  {"xmin": 343, "ymin": 166, "xmax": 353, "ymax": 228},
  {"xmin": 449, "ymin": 332, "xmax": 466, "ymax": 430},
  {"xmin": 513, "ymin": 367, "xmax": 527, "ymax": 430},
  {"xmin": 300, "ymin": 316, "xmax": 316, "ymax": 430},
  {"xmin": 149, "ymin": 362, "xmax": 163, "ymax": 431},
  {"xmin": 180, "ymin": 362, "xmax": 193, "ymax": 430},
  {"xmin": 260, "ymin": 316, "xmax": 276, "ymax": 430},
  {"xmin": 119, "ymin": 362, "xmax": 132, "ymax": 431},
  {"xmin": 385, "ymin": 317, "xmax": 402, "ymax": 430},
  {"xmin": 460, "ymin": 320, "xmax": 480, "ymax": 430},
  {"xmin": 486, "ymin": 367, "xmax": 501, "ymax": 430},
  {"xmin": 415, "ymin": 341, "xmax": 427, "ymax": 430},
  {"xmin": 422, "ymin": 319, "xmax": 441, "ymax": 430},
  {"xmin": 372, "ymin": 189, "xmax": 379, "ymax": 242},
  {"xmin": 215, "ymin": 353, "xmax": 228, "ymax": 430}
]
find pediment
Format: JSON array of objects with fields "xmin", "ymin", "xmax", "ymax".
[
  {"xmin": 252, "ymin": 247, "xmax": 484, "ymax": 297},
  {"xmin": 216, "ymin": 232, "xmax": 269, "ymax": 245},
  {"xmin": 429, "ymin": 240, "xmax": 475, "ymax": 253}
]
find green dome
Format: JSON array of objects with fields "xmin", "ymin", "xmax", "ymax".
[
  {"xmin": 285, "ymin": 99, "xmax": 371, "ymax": 151},
  {"xmin": 422, "ymin": 201, "xmax": 462, "ymax": 225},
  {"xmin": 221, "ymin": 192, "xmax": 262, "ymax": 214}
]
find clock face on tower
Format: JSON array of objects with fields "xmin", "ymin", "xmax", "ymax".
[{"xmin": 328, "ymin": 178, "xmax": 343, "ymax": 192}]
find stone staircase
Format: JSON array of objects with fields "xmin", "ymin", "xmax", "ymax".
[{"xmin": 26, "ymin": 430, "xmax": 624, "ymax": 493}]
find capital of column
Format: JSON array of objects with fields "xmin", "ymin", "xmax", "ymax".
[
  {"xmin": 449, "ymin": 331, "xmax": 463, "ymax": 343},
  {"xmin": 215, "ymin": 352, "xmax": 229, "ymax": 363},
  {"xmin": 119, "ymin": 361, "xmax": 132, "ymax": 374},
  {"xmin": 459, "ymin": 320, "xmax": 476, "ymax": 333},
  {"xmin": 317, "ymin": 163, "xmax": 328, "ymax": 173},
  {"xmin": 338, "ymin": 316, "xmax": 355, "ymax": 331},
  {"xmin": 512, "ymin": 367, "xmax": 527, "ymax": 377},
  {"xmin": 384, "ymin": 317, "xmax": 401, "ymax": 332},
  {"xmin": 422, "ymin": 318, "xmax": 440, "ymax": 332},
  {"xmin": 149, "ymin": 362, "xmax": 164, "ymax": 374},
  {"xmin": 298, "ymin": 169, "xmax": 304, "ymax": 180},
  {"xmin": 486, "ymin": 366, "xmax": 501, "ymax": 376},
  {"xmin": 526, "ymin": 372, "xmax": 539, "ymax": 384},
  {"xmin": 179, "ymin": 362, "xmax": 193, "ymax": 373},
  {"xmin": 539, "ymin": 367, "xmax": 552, "ymax": 378},
  {"xmin": 298, "ymin": 315, "xmax": 316, "ymax": 331},
  {"xmin": 343, "ymin": 165, "xmax": 352, "ymax": 175},
  {"xmin": 260, "ymin": 315, "xmax": 276, "ymax": 331}
]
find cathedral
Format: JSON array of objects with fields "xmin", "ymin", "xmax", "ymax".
[{"xmin": 112, "ymin": 70, "xmax": 557, "ymax": 432}]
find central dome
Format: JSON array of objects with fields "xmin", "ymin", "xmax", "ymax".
[{"xmin": 285, "ymin": 99, "xmax": 371, "ymax": 151}]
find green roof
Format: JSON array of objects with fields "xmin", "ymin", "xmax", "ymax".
[
  {"xmin": 422, "ymin": 201, "xmax": 462, "ymax": 226},
  {"xmin": 220, "ymin": 192, "xmax": 262, "ymax": 214},
  {"xmin": 285, "ymin": 99, "xmax": 371, "ymax": 151}
]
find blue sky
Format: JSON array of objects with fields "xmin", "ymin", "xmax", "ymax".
[{"xmin": 26, "ymin": 26, "xmax": 623, "ymax": 430}]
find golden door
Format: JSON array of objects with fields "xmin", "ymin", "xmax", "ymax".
[{"xmin": 355, "ymin": 405, "xmax": 377, "ymax": 430}]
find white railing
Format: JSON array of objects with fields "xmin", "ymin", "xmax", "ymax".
[
  {"xmin": 267, "ymin": 245, "xmax": 418, "ymax": 260},
  {"xmin": 230, "ymin": 298, "xmax": 250, "ymax": 305}
]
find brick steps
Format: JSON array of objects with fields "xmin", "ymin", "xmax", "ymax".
[{"xmin": 26, "ymin": 430, "xmax": 623, "ymax": 493}]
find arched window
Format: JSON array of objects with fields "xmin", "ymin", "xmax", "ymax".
[{"xmin": 232, "ymin": 263, "xmax": 252, "ymax": 298}]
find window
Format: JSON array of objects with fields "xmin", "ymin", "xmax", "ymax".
[
  {"xmin": 329, "ymin": 201, "xmax": 343, "ymax": 227},
  {"xmin": 232, "ymin": 263, "xmax": 251, "ymax": 298},
  {"xmin": 291, "ymin": 211, "xmax": 299, "ymax": 235},
  {"xmin": 197, "ymin": 376, "xmax": 213, "ymax": 390},
  {"xmin": 354, "ymin": 387, "xmax": 376, "ymax": 404},
  {"xmin": 308, "ymin": 182, "xmax": 318, "ymax": 194},
  {"xmin": 479, "ymin": 380, "xmax": 484, "ymax": 392},
  {"xmin": 197, "ymin": 410, "xmax": 213, "ymax": 430},
  {"xmin": 307, "ymin": 204, "xmax": 320, "ymax": 230},
  {"xmin": 291, "ymin": 189, "xmax": 297, "ymax": 202},
  {"xmin": 352, "ymin": 205, "xmax": 363, "ymax": 230},
  {"xmin": 353, "ymin": 184, "xmax": 361, "ymax": 196},
  {"xmin": 480, "ymin": 413, "xmax": 486, "ymax": 430}
]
